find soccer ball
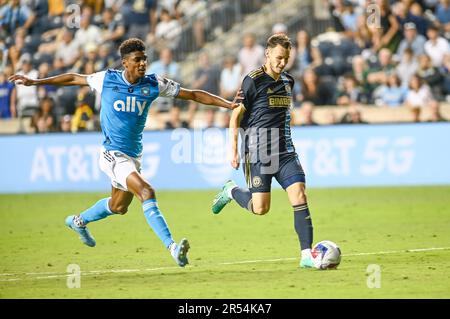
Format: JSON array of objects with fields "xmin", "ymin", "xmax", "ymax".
[{"xmin": 311, "ymin": 240, "xmax": 342, "ymax": 270}]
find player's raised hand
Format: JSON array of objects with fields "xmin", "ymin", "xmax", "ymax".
[
  {"xmin": 8, "ymin": 74, "xmax": 35, "ymax": 86},
  {"xmin": 231, "ymin": 149, "xmax": 240, "ymax": 170}
]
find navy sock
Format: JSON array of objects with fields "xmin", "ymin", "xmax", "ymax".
[
  {"xmin": 293, "ymin": 203, "xmax": 313, "ymax": 250},
  {"xmin": 79, "ymin": 197, "xmax": 114, "ymax": 225},
  {"xmin": 143, "ymin": 199, "xmax": 174, "ymax": 248},
  {"xmin": 231, "ymin": 187, "xmax": 253, "ymax": 212}
]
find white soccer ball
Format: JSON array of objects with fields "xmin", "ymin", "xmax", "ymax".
[{"xmin": 311, "ymin": 240, "xmax": 342, "ymax": 270}]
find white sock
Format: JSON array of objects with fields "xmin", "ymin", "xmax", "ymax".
[
  {"xmin": 227, "ymin": 186, "xmax": 237, "ymax": 199},
  {"xmin": 301, "ymin": 249, "xmax": 311, "ymax": 259},
  {"xmin": 168, "ymin": 241, "xmax": 177, "ymax": 256}
]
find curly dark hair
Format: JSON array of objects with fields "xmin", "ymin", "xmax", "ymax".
[{"xmin": 119, "ymin": 38, "xmax": 146, "ymax": 58}]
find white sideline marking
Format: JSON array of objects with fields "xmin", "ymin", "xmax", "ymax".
[{"xmin": 1, "ymin": 246, "xmax": 449, "ymax": 282}]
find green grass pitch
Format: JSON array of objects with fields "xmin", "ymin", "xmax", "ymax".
[{"xmin": 1, "ymin": 186, "xmax": 449, "ymax": 298}]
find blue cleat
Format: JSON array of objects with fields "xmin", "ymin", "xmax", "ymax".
[
  {"xmin": 172, "ymin": 238, "xmax": 190, "ymax": 267},
  {"xmin": 65, "ymin": 215, "xmax": 96, "ymax": 247},
  {"xmin": 212, "ymin": 180, "xmax": 236, "ymax": 214}
]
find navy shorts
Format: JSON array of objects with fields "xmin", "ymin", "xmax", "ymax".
[{"xmin": 243, "ymin": 152, "xmax": 305, "ymax": 193}]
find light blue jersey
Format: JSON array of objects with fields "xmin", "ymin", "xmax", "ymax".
[{"xmin": 87, "ymin": 70, "xmax": 180, "ymax": 157}]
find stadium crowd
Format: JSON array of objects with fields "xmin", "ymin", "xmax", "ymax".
[{"xmin": 0, "ymin": 0, "xmax": 449, "ymax": 133}]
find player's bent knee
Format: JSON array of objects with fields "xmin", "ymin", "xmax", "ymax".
[
  {"xmin": 140, "ymin": 185, "xmax": 156, "ymax": 202},
  {"xmin": 110, "ymin": 203, "xmax": 129, "ymax": 215},
  {"xmin": 253, "ymin": 206, "xmax": 270, "ymax": 215}
]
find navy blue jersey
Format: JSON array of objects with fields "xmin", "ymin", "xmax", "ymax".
[{"xmin": 240, "ymin": 67, "xmax": 295, "ymax": 157}]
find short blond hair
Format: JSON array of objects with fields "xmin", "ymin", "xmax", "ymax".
[{"xmin": 266, "ymin": 34, "xmax": 292, "ymax": 49}]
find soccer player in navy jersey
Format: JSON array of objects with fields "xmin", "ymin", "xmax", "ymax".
[
  {"xmin": 211, "ymin": 34, "xmax": 315, "ymax": 268},
  {"xmin": 9, "ymin": 38, "xmax": 240, "ymax": 267}
]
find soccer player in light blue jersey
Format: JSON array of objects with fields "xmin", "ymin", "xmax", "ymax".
[{"xmin": 9, "ymin": 38, "xmax": 240, "ymax": 267}]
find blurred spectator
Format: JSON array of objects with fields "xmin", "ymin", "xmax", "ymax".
[
  {"xmin": 424, "ymin": 25, "xmax": 450, "ymax": 67},
  {"xmin": 148, "ymin": 9, "xmax": 182, "ymax": 52},
  {"xmin": 73, "ymin": 43, "xmax": 99, "ymax": 73},
  {"xmin": 147, "ymin": 48, "xmax": 180, "ymax": 81},
  {"xmin": 366, "ymin": 48, "xmax": 396, "ymax": 96},
  {"xmin": 27, "ymin": 0, "xmax": 50, "ymax": 35},
  {"xmin": 147, "ymin": 48, "xmax": 180, "ymax": 112},
  {"xmin": 0, "ymin": 69, "xmax": 16, "ymax": 118},
  {"xmin": 30, "ymin": 97, "xmax": 56, "ymax": 133},
  {"xmin": 73, "ymin": 11, "xmax": 102, "ymax": 54},
  {"xmin": 396, "ymin": 22, "xmax": 426, "ymax": 58},
  {"xmin": 83, "ymin": 0, "xmax": 105, "ymax": 15},
  {"xmin": 71, "ymin": 98, "xmax": 95, "ymax": 133},
  {"xmin": 7, "ymin": 29, "xmax": 29, "ymax": 72},
  {"xmin": 290, "ymin": 30, "xmax": 312, "ymax": 77},
  {"xmin": 37, "ymin": 62, "xmax": 57, "ymax": 99},
  {"xmin": 78, "ymin": 82, "xmax": 97, "ymax": 110},
  {"xmin": 435, "ymin": 0, "xmax": 450, "ymax": 39},
  {"xmin": 441, "ymin": 53, "xmax": 450, "ymax": 101},
  {"xmin": 309, "ymin": 46, "xmax": 333, "ymax": 77},
  {"xmin": 373, "ymin": 73, "xmax": 408, "ymax": 107},
  {"xmin": 100, "ymin": 8, "xmax": 126, "ymax": 47},
  {"xmin": 123, "ymin": 0, "xmax": 157, "ymax": 39},
  {"xmin": 220, "ymin": 55, "xmax": 242, "ymax": 102},
  {"xmin": 330, "ymin": 0, "xmax": 359, "ymax": 35},
  {"xmin": 336, "ymin": 74, "xmax": 363, "ymax": 106},
  {"xmin": 375, "ymin": 0, "xmax": 401, "ymax": 53},
  {"xmin": 351, "ymin": 55, "xmax": 368, "ymax": 87},
  {"xmin": 187, "ymin": 52, "xmax": 221, "ymax": 122},
  {"xmin": 164, "ymin": 106, "xmax": 190, "ymax": 129},
  {"xmin": 238, "ymin": 33, "xmax": 265, "ymax": 75},
  {"xmin": 329, "ymin": 0, "xmax": 347, "ymax": 33},
  {"xmin": 95, "ymin": 43, "xmax": 117, "ymax": 71},
  {"xmin": 272, "ymin": 22, "xmax": 288, "ymax": 35},
  {"xmin": 297, "ymin": 102, "xmax": 318, "ymax": 126},
  {"xmin": 396, "ymin": 47, "xmax": 419, "ymax": 87},
  {"xmin": 417, "ymin": 54, "xmax": 444, "ymax": 99},
  {"xmin": 59, "ymin": 114, "xmax": 72, "ymax": 133},
  {"xmin": 54, "ymin": 28, "xmax": 82, "ymax": 68},
  {"xmin": 0, "ymin": 42, "xmax": 7, "ymax": 71},
  {"xmin": 0, "ymin": 0, "xmax": 35, "ymax": 37},
  {"xmin": 15, "ymin": 54, "xmax": 39, "ymax": 117},
  {"xmin": 177, "ymin": 0, "xmax": 207, "ymax": 49},
  {"xmin": 393, "ymin": 1, "xmax": 412, "ymax": 30},
  {"xmin": 354, "ymin": 13, "xmax": 374, "ymax": 52},
  {"xmin": 405, "ymin": 74, "xmax": 436, "ymax": 122},
  {"xmin": 340, "ymin": 106, "xmax": 368, "ymax": 124},
  {"xmin": 161, "ymin": 0, "xmax": 179, "ymax": 16},
  {"xmin": 297, "ymin": 68, "xmax": 336, "ymax": 106},
  {"xmin": 408, "ymin": 2, "xmax": 430, "ymax": 37}
]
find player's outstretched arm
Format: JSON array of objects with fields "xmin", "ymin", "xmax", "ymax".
[
  {"xmin": 8, "ymin": 73, "xmax": 89, "ymax": 87},
  {"xmin": 229, "ymin": 103, "xmax": 246, "ymax": 169},
  {"xmin": 177, "ymin": 88, "xmax": 241, "ymax": 110}
]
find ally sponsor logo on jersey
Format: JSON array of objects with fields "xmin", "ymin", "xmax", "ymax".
[{"xmin": 113, "ymin": 97, "xmax": 148, "ymax": 116}]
